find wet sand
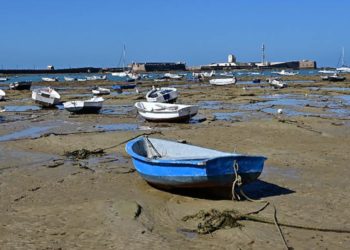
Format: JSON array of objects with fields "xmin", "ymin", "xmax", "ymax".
[{"xmin": 1, "ymin": 75, "xmax": 350, "ymax": 249}]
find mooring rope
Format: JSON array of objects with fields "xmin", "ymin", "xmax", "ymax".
[{"xmin": 231, "ymin": 161, "xmax": 290, "ymax": 250}]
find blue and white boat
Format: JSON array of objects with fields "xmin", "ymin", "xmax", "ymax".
[{"xmin": 125, "ymin": 137, "xmax": 267, "ymax": 189}]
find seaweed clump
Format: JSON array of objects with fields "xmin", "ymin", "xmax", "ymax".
[
  {"xmin": 182, "ymin": 209, "xmax": 243, "ymax": 234},
  {"xmin": 64, "ymin": 148, "xmax": 105, "ymax": 160}
]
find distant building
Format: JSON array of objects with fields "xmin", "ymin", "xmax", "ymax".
[
  {"xmin": 47, "ymin": 65, "xmax": 55, "ymax": 70},
  {"xmin": 299, "ymin": 60, "xmax": 317, "ymax": 69},
  {"xmin": 131, "ymin": 62, "xmax": 186, "ymax": 72},
  {"xmin": 228, "ymin": 54, "xmax": 236, "ymax": 63}
]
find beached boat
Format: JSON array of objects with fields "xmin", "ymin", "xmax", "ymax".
[
  {"xmin": 0, "ymin": 77, "xmax": 9, "ymax": 82},
  {"xmin": 9, "ymin": 81, "xmax": 32, "ymax": 90},
  {"xmin": 321, "ymin": 73, "xmax": 346, "ymax": 82},
  {"xmin": 31, "ymin": 87, "xmax": 61, "ymax": 107},
  {"xmin": 146, "ymin": 87, "xmax": 178, "ymax": 103},
  {"xmin": 252, "ymin": 78, "xmax": 261, "ymax": 83},
  {"xmin": 77, "ymin": 78, "xmax": 87, "ymax": 82},
  {"xmin": 269, "ymin": 78, "xmax": 287, "ymax": 88},
  {"xmin": 92, "ymin": 86, "xmax": 111, "ymax": 95},
  {"xmin": 209, "ymin": 77, "xmax": 237, "ymax": 86},
  {"xmin": 127, "ymin": 73, "xmax": 141, "ymax": 80},
  {"xmin": 0, "ymin": 89, "xmax": 5, "ymax": 100},
  {"xmin": 112, "ymin": 83, "xmax": 136, "ymax": 90},
  {"xmin": 135, "ymin": 102, "xmax": 198, "ymax": 122},
  {"xmin": 125, "ymin": 136, "xmax": 267, "ymax": 188},
  {"xmin": 336, "ymin": 47, "xmax": 350, "ymax": 73},
  {"xmin": 63, "ymin": 96, "xmax": 104, "ymax": 114},
  {"xmin": 193, "ymin": 70, "xmax": 216, "ymax": 78},
  {"xmin": 42, "ymin": 77, "xmax": 58, "ymax": 82},
  {"xmin": 64, "ymin": 76, "xmax": 77, "ymax": 81},
  {"xmin": 111, "ymin": 72, "xmax": 128, "ymax": 77}
]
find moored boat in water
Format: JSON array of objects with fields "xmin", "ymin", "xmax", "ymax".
[
  {"xmin": 125, "ymin": 136, "xmax": 267, "ymax": 188},
  {"xmin": 135, "ymin": 102, "xmax": 198, "ymax": 122},
  {"xmin": 42, "ymin": 77, "xmax": 58, "ymax": 82}
]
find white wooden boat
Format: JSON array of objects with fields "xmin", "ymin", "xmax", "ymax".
[
  {"xmin": 42, "ymin": 77, "xmax": 58, "ymax": 82},
  {"xmin": 63, "ymin": 97, "xmax": 104, "ymax": 114},
  {"xmin": 9, "ymin": 81, "xmax": 32, "ymax": 90},
  {"xmin": 135, "ymin": 102, "xmax": 198, "ymax": 122},
  {"xmin": 32, "ymin": 87, "xmax": 61, "ymax": 107},
  {"xmin": 146, "ymin": 87, "xmax": 178, "ymax": 103},
  {"xmin": 92, "ymin": 86, "xmax": 110, "ymax": 95},
  {"xmin": 77, "ymin": 78, "xmax": 87, "ymax": 82},
  {"xmin": 269, "ymin": 79, "xmax": 287, "ymax": 88},
  {"xmin": 209, "ymin": 77, "xmax": 237, "ymax": 85},
  {"xmin": 64, "ymin": 76, "xmax": 77, "ymax": 81},
  {"xmin": 0, "ymin": 89, "xmax": 5, "ymax": 100}
]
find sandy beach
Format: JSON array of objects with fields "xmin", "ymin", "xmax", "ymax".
[{"xmin": 1, "ymin": 74, "xmax": 350, "ymax": 249}]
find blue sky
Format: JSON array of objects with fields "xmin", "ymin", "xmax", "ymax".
[{"xmin": 1, "ymin": 0, "xmax": 349, "ymax": 68}]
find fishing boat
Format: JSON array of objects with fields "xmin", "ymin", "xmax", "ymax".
[
  {"xmin": 321, "ymin": 73, "xmax": 346, "ymax": 82},
  {"xmin": 0, "ymin": 77, "xmax": 9, "ymax": 82},
  {"xmin": 9, "ymin": 81, "xmax": 32, "ymax": 90},
  {"xmin": 209, "ymin": 77, "xmax": 237, "ymax": 86},
  {"xmin": 146, "ymin": 87, "xmax": 178, "ymax": 103},
  {"xmin": 125, "ymin": 136, "xmax": 267, "ymax": 188},
  {"xmin": 64, "ymin": 76, "xmax": 77, "ymax": 81},
  {"xmin": 269, "ymin": 78, "xmax": 287, "ymax": 88},
  {"xmin": 31, "ymin": 87, "xmax": 61, "ymax": 107},
  {"xmin": 135, "ymin": 102, "xmax": 198, "ymax": 122},
  {"xmin": 63, "ymin": 96, "xmax": 104, "ymax": 114},
  {"xmin": 111, "ymin": 72, "xmax": 128, "ymax": 77},
  {"xmin": 92, "ymin": 86, "xmax": 111, "ymax": 95},
  {"xmin": 0, "ymin": 89, "xmax": 5, "ymax": 101},
  {"xmin": 77, "ymin": 78, "xmax": 87, "ymax": 82},
  {"xmin": 42, "ymin": 77, "xmax": 58, "ymax": 82}
]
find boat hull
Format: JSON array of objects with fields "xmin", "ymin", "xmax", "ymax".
[
  {"xmin": 64, "ymin": 106, "xmax": 102, "ymax": 114},
  {"xmin": 9, "ymin": 82, "xmax": 32, "ymax": 90},
  {"xmin": 126, "ymin": 137, "xmax": 266, "ymax": 189}
]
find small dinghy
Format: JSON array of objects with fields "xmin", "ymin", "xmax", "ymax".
[
  {"xmin": 32, "ymin": 87, "xmax": 61, "ymax": 107},
  {"xmin": 135, "ymin": 102, "xmax": 198, "ymax": 122},
  {"xmin": 125, "ymin": 136, "xmax": 267, "ymax": 189},
  {"xmin": 63, "ymin": 96, "xmax": 104, "ymax": 114},
  {"xmin": 209, "ymin": 77, "xmax": 237, "ymax": 85},
  {"xmin": 42, "ymin": 77, "xmax": 58, "ymax": 82},
  {"xmin": 9, "ymin": 81, "xmax": 32, "ymax": 90},
  {"xmin": 146, "ymin": 87, "xmax": 178, "ymax": 103},
  {"xmin": 0, "ymin": 89, "xmax": 5, "ymax": 101},
  {"xmin": 92, "ymin": 86, "xmax": 111, "ymax": 95},
  {"xmin": 268, "ymin": 78, "xmax": 287, "ymax": 88}
]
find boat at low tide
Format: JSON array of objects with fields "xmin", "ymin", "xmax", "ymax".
[
  {"xmin": 92, "ymin": 86, "xmax": 110, "ymax": 95},
  {"xmin": 135, "ymin": 102, "xmax": 198, "ymax": 122},
  {"xmin": 321, "ymin": 73, "xmax": 346, "ymax": 82},
  {"xmin": 209, "ymin": 77, "xmax": 237, "ymax": 85},
  {"xmin": 146, "ymin": 87, "xmax": 178, "ymax": 103},
  {"xmin": 63, "ymin": 96, "xmax": 104, "ymax": 114},
  {"xmin": 9, "ymin": 81, "xmax": 32, "ymax": 90},
  {"xmin": 32, "ymin": 87, "xmax": 61, "ymax": 107},
  {"xmin": 125, "ymin": 136, "xmax": 267, "ymax": 188},
  {"xmin": 268, "ymin": 78, "xmax": 287, "ymax": 88}
]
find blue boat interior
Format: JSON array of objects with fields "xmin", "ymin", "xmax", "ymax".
[{"xmin": 132, "ymin": 137, "xmax": 237, "ymax": 160}]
